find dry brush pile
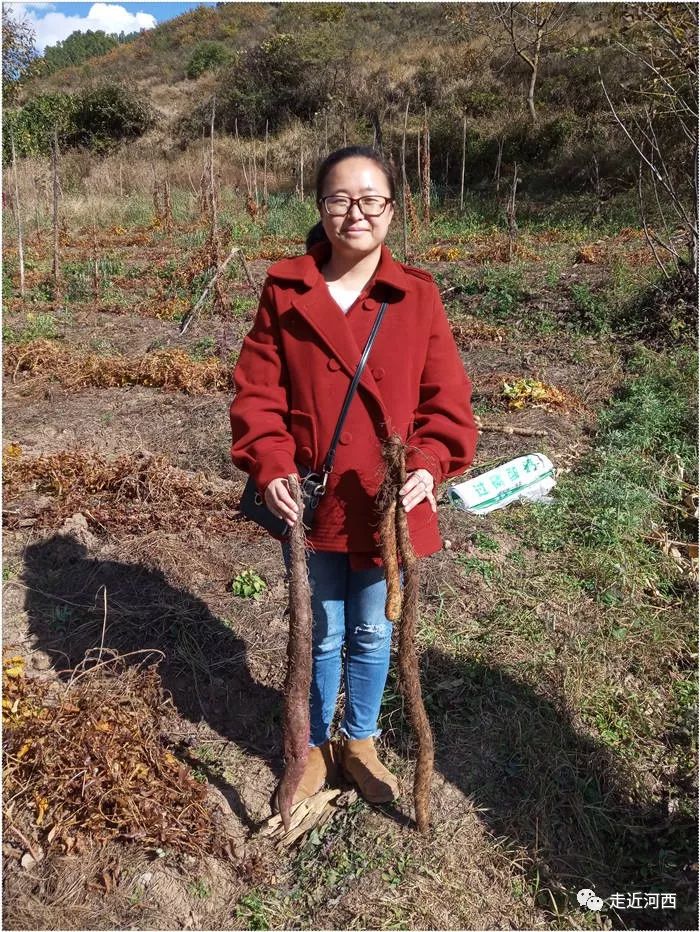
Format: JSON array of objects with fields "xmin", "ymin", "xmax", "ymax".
[
  {"xmin": 3, "ymin": 448, "xmax": 246, "ymax": 536},
  {"xmin": 4, "ymin": 340, "xmax": 231, "ymax": 394},
  {"xmin": 2, "ymin": 653, "xmax": 235, "ymax": 864}
]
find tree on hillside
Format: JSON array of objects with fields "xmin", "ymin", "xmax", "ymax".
[
  {"xmin": 40, "ymin": 30, "xmax": 119, "ymax": 75},
  {"xmin": 2, "ymin": 5, "xmax": 41, "ymax": 104},
  {"xmin": 450, "ymin": 2, "xmax": 579, "ymax": 122},
  {"xmin": 601, "ymin": 2, "xmax": 698, "ymax": 280}
]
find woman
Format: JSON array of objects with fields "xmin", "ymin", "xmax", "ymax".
[{"xmin": 229, "ymin": 146, "xmax": 478, "ymax": 809}]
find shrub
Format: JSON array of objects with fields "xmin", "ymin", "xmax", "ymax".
[
  {"xmin": 69, "ymin": 83, "xmax": 155, "ymax": 152},
  {"xmin": 186, "ymin": 41, "xmax": 232, "ymax": 79},
  {"xmin": 2, "ymin": 93, "xmax": 77, "ymax": 161},
  {"xmin": 3, "ymin": 83, "xmax": 154, "ymax": 161}
]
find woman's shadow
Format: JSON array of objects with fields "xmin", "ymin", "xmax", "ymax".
[
  {"xmin": 384, "ymin": 646, "xmax": 697, "ymax": 930},
  {"xmin": 21, "ymin": 532, "xmax": 284, "ymax": 832}
]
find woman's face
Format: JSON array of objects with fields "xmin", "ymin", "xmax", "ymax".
[{"xmin": 318, "ymin": 156, "xmax": 394, "ymax": 257}]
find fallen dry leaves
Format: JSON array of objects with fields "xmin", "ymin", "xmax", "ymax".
[
  {"xmin": 2, "ymin": 653, "xmax": 230, "ymax": 860},
  {"xmin": 4, "ymin": 340, "xmax": 231, "ymax": 394},
  {"xmin": 2, "ymin": 448, "xmax": 245, "ymax": 535}
]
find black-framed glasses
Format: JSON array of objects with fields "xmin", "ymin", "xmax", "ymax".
[{"xmin": 319, "ymin": 195, "xmax": 393, "ymax": 217}]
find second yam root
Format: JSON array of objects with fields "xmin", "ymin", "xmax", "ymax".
[{"xmin": 378, "ymin": 435, "xmax": 435, "ymax": 832}]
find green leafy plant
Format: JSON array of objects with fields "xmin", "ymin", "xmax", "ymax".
[
  {"xmin": 190, "ymin": 337, "xmax": 217, "ymax": 360},
  {"xmin": 231, "ymin": 569, "xmax": 267, "ymax": 600},
  {"xmin": 186, "ymin": 41, "xmax": 232, "ymax": 79},
  {"xmin": 570, "ymin": 282, "xmax": 610, "ymax": 333},
  {"xmin": 2, "ymin": 312, "xmax": 59, "ymax": 343}
]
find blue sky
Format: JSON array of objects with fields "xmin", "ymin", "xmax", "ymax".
[{"xmin": 4, "ymin": 2, "xmax": 218, "ymax": 51}]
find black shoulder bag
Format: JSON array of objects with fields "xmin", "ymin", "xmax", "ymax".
[{"xmin": 238, "ymin": 302, "xmax": 389, "ymax": 538}]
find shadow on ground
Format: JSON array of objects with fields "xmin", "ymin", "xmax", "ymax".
[
  {"xmin": 22, "ymin": 534, "xmax": 697, "ymax": 930},
  {"xmin": 22, "ymin": 533, "xmax": 283, "ymax": 832},
  {"xmin": 402, "ymin": 646, "xmax": 698, "ymax": 931}
]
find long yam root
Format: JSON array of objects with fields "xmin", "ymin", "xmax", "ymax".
[
  {"xmin": 380, "ymin": 434, "xmax": 435, "ymax": 833},
  {"xmin": 378, "ymin": 494, "xmax": 402, "ymax": 621},
  {"xmin": 276, "ymin": 473, "xmax": 313, "ymax": 832}
]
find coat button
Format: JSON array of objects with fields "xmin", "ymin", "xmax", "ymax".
[
  {"xmin": 327, "ymin": 358, "xmax": 341, "ymax": 371},
  {"xmin": 363, "ymin": 299, "xmax": 377, "ymax": 312},
  {"xmin": 300, "ymin": 446, "xmax": 313, "ymax": 462},
  {"xmin": 339, "ymin": 431, "xmax": 352, "ymax": 444},
  {"xmin": 372, "ymin": 366, "xmax": 385, "ymax": 380}
]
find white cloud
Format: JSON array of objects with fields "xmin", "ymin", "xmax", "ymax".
[{"xmin": 8, "ymin": 3, "xmax": 157, "ymax": 53}]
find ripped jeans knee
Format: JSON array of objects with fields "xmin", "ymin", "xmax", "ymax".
[{"xmin": 348, "ymin": 619, "xmax": 393, "ymax": 653}]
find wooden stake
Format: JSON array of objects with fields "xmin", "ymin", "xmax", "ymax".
[
  {"xmin": 506, "ymin": 163, "xmax": 519, "ymax": 262},
  {"xmin": 33, "ymin": 171, "xmax": 41, "ymax": 240},
  {"xmin": 209, "ymin": 96, "xmax": 218, "ymax": 251},
  {"xmin": 92, "ymin": 224, "xmax": 99, "ymax": 306},
  {"xmin": 460, "ymin": 114, "xmax": 467, "ymax": 212},
  {"xmin": 416, "ymin": 129, "xmax": 421, "ymax": 191},
  {"xmin": 9, "ymin": 126, "xmax": 25, "ymax": 297},
  {"xmin": 401, "ymin": 101, "xmax": 410, "ymax": 262},
  {"xmin": 236, "ymin": 117, "xmax": 251, "ymax": 199},
  {"xmin": 179, "ymin": 244, "xmax": 242, "ymax": 335},
  {"xmin": 263, "ymin": 119, "xmax": 269, "ymax": 204},
  {"xmin": 164, "ymin": 176, "xmax": 173, "ymax": 231},
  {"xmin": 51, "ymin": 129, "xmax": 61, "ymax": 303},
  {"xmin": 251, "ymin": 129, "xmax": 259, "ymax": 208},
  {"xmin": 237, "ymin": 250, "xmax": 257, "ymax": 290},
  {"xmin": 494, "ymin": 136, "xmax": 504, "ymax": 195},
  {"xmin": 421, "ymin": 103, "xmax": 431, "ymax": 226},
  {"xmin": 300, "ymin": 144, "xmax": 304, "ymax": 202}
]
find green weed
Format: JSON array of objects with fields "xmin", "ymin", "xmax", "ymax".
[
  {"xmin": 231, "ymin": 570, "xmax": 267, "ymax": 600},
  {"xmin": 3, "ymin": 312, "xmax": 59, "ymax": 343},
  {"xmin": 187, "ymin": 878, "xmax": 210, "ymax": 899},
  {"xmin": 230, "ymin": 295, "xmax": 257, "ymax": 316},
  {"xmin": 190, "ymin": 336, "xmax": 217, "ymax": 360},
  {"xmin": 456, "ymin": 554, "xmax": 498, "ymax": 582},
  {"xmin": 569, "ymin": 282, "xmax": 610, "ymax": 333},
  {"xmin": 473, "ymin": 530, "xmax": 500, "ymax": 552},
  {"xmin": 501, "ymin": 343, "xmax": 697, "ymax": 597},
  {"xmin": 235, "ymin": 891, "xmax": 273, "ymax": 930}
]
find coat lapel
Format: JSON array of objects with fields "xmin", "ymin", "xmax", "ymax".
[
  {"xmin": 290, "ymin": 286, "xmax": 386, "ymax": 417},
  {"xmin": 271, "ymin": 243, "xmax": 413, "ymax": 426}
]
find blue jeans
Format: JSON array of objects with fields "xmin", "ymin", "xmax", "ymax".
[{"xmin": 281, "ymin": 544, "xmax": 403, "ymax": 747}]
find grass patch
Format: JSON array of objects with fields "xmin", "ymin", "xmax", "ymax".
[
  {"xmin": 501, "ymin": 343, "xmax": 697, "ymax": 599},
  {"xmin": 3, "ymin": 312, "xmax": 60, "ymax": 343}
]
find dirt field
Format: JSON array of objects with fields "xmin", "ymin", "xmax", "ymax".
[{"xmin": 2, "ymin": 222, "xmax": 697, "ymax": 930}]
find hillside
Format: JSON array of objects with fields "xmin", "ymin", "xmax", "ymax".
[{"xmin": 12, "ymin": 1, "xmax": 680, "ymax": 198}]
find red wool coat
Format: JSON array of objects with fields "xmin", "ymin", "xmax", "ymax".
[{"xmin": 229, "ymin": 241, "xmax": 479, "ymax": 568}]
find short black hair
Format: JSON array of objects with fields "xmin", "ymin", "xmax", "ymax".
[{"xmin": 314, "ymin": 145, "xmax": 396, "ymax": 202}]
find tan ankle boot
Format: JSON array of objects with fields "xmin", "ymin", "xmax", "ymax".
[
  {"xmin": 272, "ymin": 740, "xmax": 339, "ymax": 813},
  {"xmin": 340, "ymin": 736, "xmax": 399, "ymax": 804}
]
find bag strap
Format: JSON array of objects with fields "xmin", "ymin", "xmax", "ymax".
[{"xmin": 319, "ymin": 301, "xmax": 388, "ymax": 484}]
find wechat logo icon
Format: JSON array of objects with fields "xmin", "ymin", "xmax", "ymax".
[{"xmin": 578, "ymin": 888, "xmax": 604, "ymax": 911}]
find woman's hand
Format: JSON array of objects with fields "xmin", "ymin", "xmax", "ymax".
[
  {"xmin": 265, "ymin": 477, "xmax": 300, "ymax": 527},
  {"xmin": 399, "ymin": 468, "xmax": 437, "ymax": 513}
]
